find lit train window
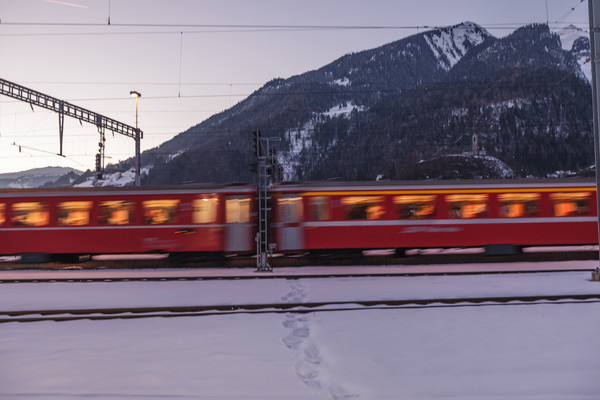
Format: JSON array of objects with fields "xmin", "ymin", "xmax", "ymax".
[
  {"xmin": 447, "ymin": 194, "xmax": 488, "ymax": 218},
  {"xmin": 550, "ymin": 192, "xmax": 591, "ymax": 217},
  {"xmin": 278, "ymin": 197, "xmax": 303, "ymax": 222},
  {"xmin": 498, "ymin": 193, "xmax": 540, "ymax": 217},
  {"xmin": 0, "ymin": 203, "xmax": 4, "ymax": 225},
  {"xmin": 394, "ymin": 195, "xmax": 436, "ymax": 219},
  {"xmin": 99, "ymin": 200, "xmax": 134, "ymax": 225},
  {"xmin": 226, "ymin": 198, "xmax": 250, "ymax": 223},
  {"xmin": 12, "ymin": 202, "xmax": 49, "ymax": 226},
  {"xmin": 57, "ymin": 201, "xmax": 92, "ymax": 226},
  {"xmin": 143, "ymin": 200, "xmax": 180, "ymax": 224},
  {"xmin": 192, "ymin": 196, "xmax": 218, "ymax": 224},
  {"xmin": 342, "ymin": 196, "xmax": 385, "ymax": 220},
  {"xmin": 309, "ymin": 196, "xmax": 330, "ymax": 221}
]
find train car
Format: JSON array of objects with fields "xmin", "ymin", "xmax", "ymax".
[
  {"xmin": 0, "ymin": 183, "xmax": 256, "ymax": 262},
  {"xmin": 271, "ymin": 179, "xmax": 598, "ymax": 255}
]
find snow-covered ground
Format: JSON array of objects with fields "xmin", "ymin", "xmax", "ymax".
[{"xmin": 1, "ymin": 262, "xmax": 599, "ymax": 400}]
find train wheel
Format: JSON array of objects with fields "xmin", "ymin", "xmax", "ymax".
[
  {"xmin": 394, "ymin": 248, "xmax": 407, "ymax": 258},
  {"xmin": 484, "ymin": 244, "xmax": 522, "ymax": 256},
  {"xmin": 19, "ymin": 253, "xmax": 51, "ymax": 263}
]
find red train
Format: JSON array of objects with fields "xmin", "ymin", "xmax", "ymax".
[
  {"xmin": 0, "ymin": 179, "xmax": 597, "ymax": 262},
  {"xmin": 0, "ymin": 183, "xmax": 256, "ymax": 262},
  {"xmin": 272, "ymin": 179, "xmax": 598, "ymax": 256}
]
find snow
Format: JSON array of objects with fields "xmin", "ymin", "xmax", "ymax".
[
  {"xmin": 282, "ymin": 102, "xmax": 364, "ymax": 180},
  {"xmin": 424, "ymin": 22, "xmax": 488, "ymax": 71},
  {"xmin": 557, "ymin": 25, "xmax": 585, "ymax": 52},
  {"xmin": 322, "ymin": 102, "xmax": 364, "ymax": 119},
  {"xmin": 0, "ymin": 167, "xmax": 81, "ymax": 189},
  {"xmin": 283, "ymin": 119, "xmax": 316, "ymax": 180},
  {"xmin": 555, "ymin": 25, "xmax": 592, "ymax": 83},
  {"xmin": 168, "ymin": 150, "xmax": 184, "ymax": 161},
  {"xmin": 74, "ymin": 166, "xmax": 153, "ymax": 188},
  {"xmin": 331, "ymin": 78, "xmax": 351, "ymax": 87},
  {"xmin": 1, "ymin": 262, "xmax": 599, "ymax": 399}
]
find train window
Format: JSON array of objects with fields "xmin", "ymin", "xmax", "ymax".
[
  {"xmin": 99, "ymin": 200, "xmax": 134, "ymax": 225},
  {"xmin": 226, "ymin": 198, "xmax": 250, "ymax": 223},
  {"xmin": 342, "ymin": 196, "xmax": 385, "ymax": 220},
  {"xmin": 278, "ymin": 197, "xmax": 303, "ymax": 222},
  {"xmin": 498, "ymin": 193, "xmax": 540, "ymax": 217},
  {"xmin": 192, "ymin": 196, "xmax": 218, "ymax": 224},
  {"xmin": 394, "ymin": 195, "xmax": 436, "ymax": 219},
  {"xmin": 143, "ymin": 200, "xmax": 180, "ymax": 224},
  {"xmin": 57, "ymin": 201, "xmax": 92, "ymax": 226},
  {"xmin": 12, "ymin": 202, "xmax": 49, "ymax": 226},
  {"xmin": 447, "ymin": 194, "xmax": 488, "ymax": 218},
  {"xmin": 550, "ymin": 192, "xmax": 591, "ymax": 217},
  {"xmin": 309, "ymin": 196, "xmax": 330, "ymax": 221},
  {"xmin": 0, "ymin": 203, "xmax": 4, "ymax": 225}
]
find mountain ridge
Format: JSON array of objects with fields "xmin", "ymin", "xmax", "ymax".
[{"xmin": 15, "ymin": 21, "xmax": 593, "ymax": 188}]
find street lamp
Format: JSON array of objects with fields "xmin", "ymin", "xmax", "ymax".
[{"xmin": 130, "ymin": 90, "xmax": 141, "ymax": 186}]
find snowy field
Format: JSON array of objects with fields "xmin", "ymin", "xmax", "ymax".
[{"xmin": 1, "ymin": 262, "xmax": 600, "ymax": 400}]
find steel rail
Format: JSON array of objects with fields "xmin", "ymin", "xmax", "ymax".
[
  {"xmin": 0, "ymin": 267, "xmax": 595, "ymax": 284},
  {"xmin": 2, "ymin": 293, "xmax": 600, "ymax": 324}
]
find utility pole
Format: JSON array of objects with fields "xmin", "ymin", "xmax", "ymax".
[
  {"xmin": 589, "ymin": 0, "xmax": 600, "ymax": 276},
  {"xmin": 130, "ymin": 91, "xmax": 142, "ymax": 186}
]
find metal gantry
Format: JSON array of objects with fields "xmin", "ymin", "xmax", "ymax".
[
  {"xmin": 0, "ymin": 77, "xmax": 142, "ymax": 182},
  {"xmin": 252, "ymin": 130, "xmax": 282, "ymax": 272}
]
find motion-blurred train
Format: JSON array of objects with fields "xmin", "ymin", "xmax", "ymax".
[{"xmin": 0, "ymin": 179, "xmax": 597, "ymax": 262}]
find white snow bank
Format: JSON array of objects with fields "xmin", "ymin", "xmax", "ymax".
[{"xmin": 1, "ymin": 265, "xmax": 599, "ymax": 399}]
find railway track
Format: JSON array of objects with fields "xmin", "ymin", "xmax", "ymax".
[
  {"xmin": 3, "ymin": 293, "xmax": 600, "ymax": 324},
  {"xmin": 0, "ymin": 248, "xmax": 597, "ymax": 271},
  {"xmin": 0, "ymin": 266, "xmax": 595, "ymax": 284}
]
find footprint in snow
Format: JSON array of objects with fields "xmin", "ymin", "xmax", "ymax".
[
  {"xmin": 328, "ymin": 384, "xmax": 362, "ymax": 400},
  {"xmin": 295, "ymin": 359, "xmax": 325, "ymax": 389},
  {"xmin": 282, "ymin": 323, "xmax": 310, "ymax": 350},
  {"xmin": 303, "ymin": 343, "xmax": 323, "ymax": 365},
  {"xmin": 281, "ymin": 281, "xmax": 363, "ymax": 399},
  {"xmin": 281, "ymin": 281, "xmax": 308, "ymax": 302},
  {"xmin": 282, "ymin": 314, "xmax": 307, "ymax": 329}
]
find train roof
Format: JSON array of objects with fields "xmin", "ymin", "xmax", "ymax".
[
  {"xmin": 0, "ymin": 178, "xmax": 596, "ymax": 198},
  {"xmin": 272, "ymin": 178, "xmax": 597, "ymax": 192},
  {"xmin": 0, "ymin": 182, "xmax": 255, "ymax": 197}
]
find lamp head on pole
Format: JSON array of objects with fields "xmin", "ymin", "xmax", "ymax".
[{"xmin": 130, "ymin": 90, "xmax": 141, "ymax": 98}]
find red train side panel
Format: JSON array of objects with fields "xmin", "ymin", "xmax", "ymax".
[
  {"xmin": 0, "ymin": 184, "xmax": 256, "ymax": 257},
  {"xmin": 271, "ymin": 180, "xmax": 598, "ymax": 252}
]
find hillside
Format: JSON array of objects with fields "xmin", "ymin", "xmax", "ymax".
[
  {"xmin": 49, "ymin": 22, "xmax": 595, "ymax": 187},
  {"xmin": 0, "ymin": 167, "xmax": 81, "ymax": 189}
]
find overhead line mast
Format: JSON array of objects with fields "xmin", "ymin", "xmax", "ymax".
[
  {"xmin": 252, "ymin": 129, "xmax": 283, "ymax": 272},
  {"xmin": 589, "ymin": 0, "xmax": 600, "ymax": 277},
  {"xmin": 0, "ymin": 77, "xmax": 143, "ymax": 184}
]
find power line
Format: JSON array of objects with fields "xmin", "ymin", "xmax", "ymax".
[
  {"xmin": 0, "ymin": 21, "xmax": 539, "ymax": 29},
  {"xmin": 553, "ymin": 0, "xmax": 587, "ymax": 27},
  {"xmin": 0, "ymin": 21, "xmax": 590, "ymax": 38},
  {"xmin": 0, "ymin": 80, "xmax": 589, "ymax": 106},
  {"xmin": 13, "ymin": 81, "xmax": 263, "ymax": 86}
]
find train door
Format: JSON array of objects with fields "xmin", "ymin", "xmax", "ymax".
[
  {"xmin": 224, "ymin": 195, "xmax": 252, "ymax": 252},
  {"xmin": 277, "ymin": 195, "xmax": 304, "ymax": 250}
]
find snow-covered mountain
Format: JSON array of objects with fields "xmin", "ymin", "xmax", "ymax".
[
  {"xmin": 423, "ymin": 21, "xmax": 489, "ymax": 71},
  {"xmin": 12, "ymin": 21, "xmax": 593, "ymax": 186},
  {"xmin": 124, "ymin": 22, "xmax": 595, "ymax": 183},
  {"xmin": 0, "ymin": 167, "xmax": 81, "ymax": 189},
  {"xmin": 556, "ymin": 24, "xmax": 590, "ymax": 81}
]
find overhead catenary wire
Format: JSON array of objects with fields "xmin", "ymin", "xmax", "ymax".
[
  {"xmin": 553, "ymin": 0, "xmax": 587, "ymax": 27},
  {"xmin": 0, "ymin": 21, "xmax": 590, "ymax": 38},
  {"xmin": 178, "ymin": 32, "xmax": 184, "ymax": 98}
]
